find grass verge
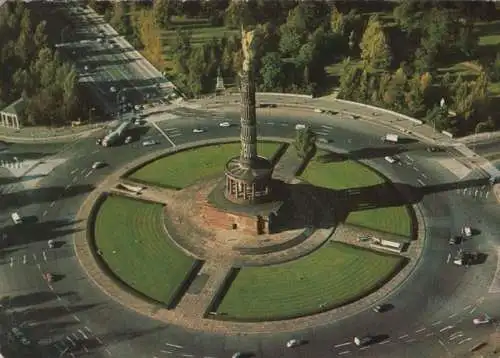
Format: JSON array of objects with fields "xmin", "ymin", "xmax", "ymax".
[
  {"xmin": 128, "ymin": 142, "xmax": 281, "ymax": 189},
  {"xmin": 300, "ymin": 152, "xmax": 412, "ymax": 237},
  {"xmin": 216, "ymin": 242, "xmax": 404, "ymax": 321},
  {"xmin": 94, "ymin": 195, "xmax": 195, "ymax": 304}
]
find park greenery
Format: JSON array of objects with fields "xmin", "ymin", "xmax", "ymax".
[
  {"xmin": 94, "ymin": 195, "xmax": 196, "ymax": 304},
  {"xmin": 293, "ymin": 125, "xmax": 316, "ymax": 159},
  {"xmin": 87, "ymin": 0, "xmax": 500, "ymax": 136},
  {"xmin": 129, "ymin": 142, "xmax": 280, "ymax": 189},
  {"xmin": 216, "ymin": 241, "xmax": 404, "ymax": 320},
  {"xmin": 301, "ymin": 152, "xmax": 412, "ymax": 237},
  {"xmin": 0, "ymin": 2, "xmax": 92, "ymax": 126}
]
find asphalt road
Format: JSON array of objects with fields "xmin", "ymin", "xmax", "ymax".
[{"xmin": 0, "ymin": 108, "xmax": 499, "ymax": 358}]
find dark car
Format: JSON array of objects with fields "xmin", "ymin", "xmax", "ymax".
[
  {"xmin": 449, "ymin": 236, "xmax": 462, "ymax": 245},
  {"xmin": 427, "ymin": 146, "xmax": 443, "ymax": 152}
]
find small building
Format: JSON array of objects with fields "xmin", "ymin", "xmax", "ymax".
[{"xmin": 0, "ymin": 98, "xmax": 26, "ymax": 130}]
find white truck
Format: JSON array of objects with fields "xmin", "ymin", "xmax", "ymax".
[{"xmin": 381, "ymin": 134, "xmax": 399, "ymax": 143}]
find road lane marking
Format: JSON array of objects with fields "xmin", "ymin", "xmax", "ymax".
[
  {"xmin": 65, "ymin": 184, "xmax": 71, "ymax": 190},
  {"xmin": 84, "ymin": 326, "xmax": 92, "ymax": 333},
  {"xmin": 415, "ymin": 328, "xmax": 426, "ymax": 333},
  {"xmin": 448, "ymin": 313, "xmax": 457, "ymax": 318},
  {"xmin": 43, "ymin": 210, "xmax": 48, "ymax": 217},
  {"xmin": 417, "ymin": 179, "xmax": 425, "ymax": 186},
  {"xmin": 71, "ymin": 169, "xmax": 78, "ymax": 175},
  {"xmin": 50, "ymin": 201, "xmax": 55, "ymax": 207},
  {"xmin": 160, "ymin": 351, "xmax": 172, "ymax": 354},
  {"xmin": 421, "ymin": 173, "xmax": 428, "ymax": 179},
  {"xmin": 470, "ymin": 307, "xmax": 477, "ymax": 314},
  {"xmin": 32, "ymin": 253, "xmax": 36, "ymax": 261},
  {"xmin": 463, "ymin": 305, "xmax": 472, "ymax": 311},
  {"xmin": 449, "ymin": 334, "xmax": 463, "ymax": 341},
  {"xmin": 91, "ymin": 149, "xmax": 99, "ymax": 154},
  {"xmin": 360, "ymin": 346, "xmax": 370, "ymax": 350},
  {"xmin": 406, "ymin": 339, "xmax": 416, "ymax": 343},
  {"xmin": 10, "ymin": 257, "xmax": 13, "ymax": 267},
  {"xmin": 105, "ymin": 348, "xmax": 112, "ymax": 355},
  {"xmin": 72, "ymin": 177, "xmax": 78, "ymax": 183},
  {"xmin": 57, "ymin": 295, "xmax": 62, "ymax": 301},
  {"xmin": 151, "ymin": 122, "xmax": 176, "ymax": 147},
  {"xmin": 431, "ymin": 320, "xmax": 442, "ymax": 326},
  {"xmin": 66, "ymin": 336, "xmax": 76, "ymax": 346},
  {"xmin": 165, "ymin": 343, "xmax": 183, "ymax": 349},
  {"xmin": 83, "ymin": 345, "xmax": 89, "ymax": 352},
  {"xmin": 23, "ymin": 255, "xmax": 27, "ymax": 264},
  {"xmin": 96, "ymin": 337, "xmax": 103, "ymax": 344},
  {"xmin": 80, "ymin": 169, "xmax": 86, "ymax": 175},
  {"xmin": 426, "ymin": 333, "xmax": 434, "ymax": 337},
  {"xmin": 72, "ymin": 333, "xmax": 79, "ymax": 340},
  {"xmin": 85, "ymin": 170, "xmax": 93, "ymax": 178},
  {"xmin": 413, "ymin": 166, "xmax": 419, "ymax": 171},
  {"xmin": 42, "ymin": 251, "xmax": 47, "ymax": 261},
  {"xmin": 379, "ymin": 340, "xmax": 391, "ymax": 345},
  {"xmin": 458, "ymin": 338, "xmax": 472, "ymax": 345},
  {"xmin": 338, "ymin": 351, "xmax": 350, "ymax": 356},
  {"xmin": 181, "ymin": 355, "xmax": 194, "ymax": 358},
  {"xmin": 321, "ymin": 125, "xmax": 333, "ymax": 129},
  {"xmin": 486, "ymin": 191, "xmax": 490, "ymax": 199},
  {"xmin": 439, "ymin": 325, "xmax": 454, "ymax": 332},
  {"xmin": 78, "ymin": 329, "xmax": 88, "ymax": 339},
  {"xmin": 334, "ymin": 342, "xmax": 351, "ymax": 348},
  {"xmin": 399, "ymin": 334, "xmax": 409, "ymax": 339},
  {"xmin": 73, "ymin": 315, "xmax": 80, "ymax": 322}
]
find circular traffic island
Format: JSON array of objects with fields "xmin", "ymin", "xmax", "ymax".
[{"xmin": 88, "ymin": 141, "xmax": 419, "ymax": 329}]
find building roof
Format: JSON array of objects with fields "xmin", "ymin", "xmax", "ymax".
[{"xmin": 1, "ymin": 98, "xmax": 27, "ymax": 116}]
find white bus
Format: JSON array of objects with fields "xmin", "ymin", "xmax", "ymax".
[{"xmin": 11, "ymin": 212, "xmax": 22, "ymax": 225}]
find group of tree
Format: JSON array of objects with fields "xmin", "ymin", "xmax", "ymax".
[
  {"xmin": 0, "ymin": 2, "xmax": 89, "ymax": 126},
  {"xmin": 335, "ymin": 1, "xmax": 497, "ymax": 136},
  {"xmin": 88, "ymin": 0, "xmax": 500, "ymax": 135}
]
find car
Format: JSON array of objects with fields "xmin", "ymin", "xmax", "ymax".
[
  {"xmin": 373, "ymin": 305, "xmax": 383, "ymax": 313},
  {"xmin": 134, "ymin": 119, "xmax": 142, "ymax": 125},
  {"xmin": 286, "ymin": 339, "xmax": 302, "ymax": 348},
  {"xmin": 44, "ymin": 273, "xmax": 53, "ymax": 283},
  {"xmin": 134, "ymin": 105, "xmax": 141, "ymax": 111},
  {"xmin": 473, "ymin": 315, "xmax": 492, "ymax": 325},
  {"xmin": 317, "ymin": 137, "xmax": 329, "ymax": 144},
  {"xmin": 96, "ymin": 37, "xmax": 103, "ymax": 43},
  {"xmin": 92, "ymin": 161, "xmax": 105, "ymax": 169},
  {"xmin": 219, "ymin": 122, "xmax": 231, "ymax": 127},
  {"xmin": 110, "ymin": 86, "xmax": 117, "ymax": 93},
  {"xmin": 84, "ymin": 65, "xmax": 89, "ymax": 72},
  {"xmin": 124, "ymin": 136, "xmax": 133, "ymax": 144},
  {"xmin": 142, "ymin": 140, "xmax": 158, "ymax": 147},
  {"xmin": 384, "ymin": 156, "xmax": 397, "ymax": 164},
  {"xmin": 96, "ymin": 138, "xmax": 102, "ymax": 145},
  {"xmin": 314, "ymin": 108, "xmax": 323, "ymax": 113},
  {"xmin": 449, "ymin": 236, "xmax": 462, "ymax": 245},
  {"xmin": 48, "ymin": 240, "xmax": 55, "ymax": 249},
  {"xmin": 295, "ymin": 124, "xmax": 306, "ymax": 130},
  {"xmin": 354, "ymin": 336, "xmax": 372, "ymax": 347},
  {"xmin": 462, "ymin": 226, "xmax": 472, "ymax": 237},
  {"xmin": 427, "ymin": 146, "xmax": 440, "ymax": 152},
  {"xmin": 193, "ymin": 128, "xmax": 206, "ymax": 133}
]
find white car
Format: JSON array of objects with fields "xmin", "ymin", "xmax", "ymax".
[
  {"xmin": 142, "ymin": 140, "xmax": 158, "ymax": 147},
  {"xmin": 219, "ymin": 122, "xmax": 231, "ymax": 127},
  {"xmin": 125, "ymin": 136, "xmax": 133, "ymax": 144},
  {"xmin": 314, "ymin": 108, "xmax": 323, "ymax": 113},
  {"xmin": 193, "ymin": 128, "xmax": 206, "ymax": 133},
  {"xmin": 110, "ymin": 86, "xmax": 117, "ymax": 93},
  {"xmin": 286, "ymin": 339, "xmax": 301, "ymax": 348},
  {"xmin": 92, "ymin": 161, "xmax": 105, "ymax": 169},
  {"xmin": 48, "ymin": 240, "xmax": 55, "ymax": 248},
  {"xmin": 384, "ymin": 156, "xmax": 397, "ymax": 164},
  {"xmin": 473, "ymin": 315, "xmax": 492, "ymax": 325},
  {"xmin": 354, "ymin": 336, "xmax": 372, "ymax": 347},
  {"xmin": 295, "ymin": 124, "xmax": 306, "ymax": 130}
]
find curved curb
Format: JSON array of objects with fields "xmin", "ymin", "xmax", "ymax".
[
  {"xmin": 0, "ymin": 126, "xmax": 104, "ymax": 143},
  {"xmin": 74, "ymin": 136, "xmax": 428, "ymax": 335}
]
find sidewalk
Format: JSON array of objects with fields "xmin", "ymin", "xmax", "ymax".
[{"xmin": 0, "ymin": 124, "xmax": 104, "ymax": 143}]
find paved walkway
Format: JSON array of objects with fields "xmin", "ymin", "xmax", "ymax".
[{"xmin": 272, "ymin": 145, "xmax": 304, "ymax": 182}]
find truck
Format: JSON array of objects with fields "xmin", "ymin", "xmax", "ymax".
[
  {"xmin": 101, "ymin": 121, "xmax": 130, "ymax": 147},
  {"xmin": 381, "ymin": 134, "xmax": 399, "ymax": 143}
]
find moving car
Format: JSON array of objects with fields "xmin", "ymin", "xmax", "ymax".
[
  {"xmin": 354, "ymin": 336, "xmax": 372, "ymax": 347},
  {"xmin": 381, "ymin": 133, "xmax": 399, "ymax": 143},
  {"xmin": 461, "ymin": 226, "xmax": 472, "ymax": 237},
  {"xmin": 193, "ymin": 128, "xmax": 206, "ymax": 133},
  {"xmin": 124, "ymin": 136, "xmax": 133, "ymax": 144},
  {"xmin": 473, "ymin": 314, "xmax": 492, "ymax": 325},
  {"xmin": 314, "ymin": 108, "xmax": 323, "ymax": 113},
  {"xmin": 219, "ymin": 122, "xmax": 231, "ymax": 127},
  {"xmin": 44, "ymin": 273, "xmax": 53, "ymax": 283},
  {"xmin": 449, "ymin": 236, "xmax": 462, "ymax": 245},
  {"xmin": 11, "ymin": 212, "xmax": 22, "ymax": 225},
  {"xmin": 92, "ymin": 161, "xmax": 106, "ymax": 169},
  {"xmin": 317, "ymin": 137, "xmax": 329, "ymax": 144},
  {"xmin": 142, "ymin": 140, "xmax": 158, "ymax": 147},
  {"xmin": 384, "ymin": 156, "xmax": 397, "ymax": 164},
  {"xmin": 286, "ymin": 339, "xmax": 301, "ymax": 348},
  {"xmin": 295, "ymin": 124, "xmax": 306, "ymax": 130},
  {"xmin": 48, "ymin": 240, "xmax": 55, "ymax": 249}
]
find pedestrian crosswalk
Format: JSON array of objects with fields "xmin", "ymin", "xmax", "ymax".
[
  {"xmin": 53, "ymin": 326, "xmax": 97, "ymax": 356},
  {"xmin": 1, "ymin": 248, "xmax": 73, "ymax": 267},
  {"xmin": 0, "ymin": 159, "xmax": 25, "ymax": 169},
  {"xmin": 456, "ymin": 185, "xmax": 490, "ymax": 201}
]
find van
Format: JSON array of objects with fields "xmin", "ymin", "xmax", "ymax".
[{"xmin": 11, "ymin": 212, "xmax": 22, "ymax": 225}]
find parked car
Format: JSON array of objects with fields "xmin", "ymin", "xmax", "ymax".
[
  {"xmin": 48, "ymin": 240, "xmax": 55, "ymax": 249},
  {"xmin": 384, "ymin": 156, "xmax": 397, "ymax": 164},
  {"xmin": 473, "ymin": 315, "xmax": 492, "ymax": 325},
  {"xmin": 354, "ymin": 336, "xmax": 372, "ymax": 347},
  {"xmin": 193, "ymin": 128, "xmax": 206, "ymax": 133},
  {"xmin": 124, "ymin": 136, "xmax": 133, "ymax": 144},
  {"xmin": 219, "ymin": 122, "xmax": 231, "ymax": 127},
  {"xmin": 295, "ymin": 124, "xmax": 306, "ymax": 130},
  {"xmin": 286, "ymin": 339, "xmax": 301, "ymax": 348}
]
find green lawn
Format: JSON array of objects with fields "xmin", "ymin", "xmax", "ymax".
[
  {"xmin": 216, "ymin": 242, "xmax": 404, "ymax": 320},
  {"xmin": 129, "ymin": 142, "xmax": 280, "ymax": 189},
  {"xmin": 94, "ymin": 195, "xmax": 195, "ymax": 304},
  {"xmin": 301, "ymin": 153, "xmax": 412, "ymax": 237}
]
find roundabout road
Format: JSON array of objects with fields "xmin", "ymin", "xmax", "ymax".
[{"xmin": 0, "ymin": 105, "xmax": 499, "ymax": 358}]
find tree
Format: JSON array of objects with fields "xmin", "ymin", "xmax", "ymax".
[
  {"xmin": 405, "ymin": 76, "xmax": 426, "ymax": 117},
  {"xmin": 393, "ymin": 0, "xmax": 425, "ymax": 35},
  {"xmin": 278, "ymin": 25, "xmax": 302, "ymax": 57},
  {"xmin": 330, "ymin": 6, "xmax": 345, "ymax": 34},
  {"xmin": 359, "ymin": 15, "xmax": 392, "ymax": 70},
  {"xmin": 425, "ymin": 105, "xmax": 449, "ymax": 131},
  {"xmin": 109, "ymin": 3, "xmax": 131, "ymax": 35},
  {"xmin": 259, "ymin": 52, "xmax": 284, "ymax": 91},
  {"xmin": 137, "ymin": 11, "xmax": 165, "ymax": 70},
  {"xmin": 337, "ymin": 62, "xmax": 359, "ymax": 99},
  {"xmin": 294, "ymin": 125, "xmax": 316, "ymax": 159},
  {"xmin": 153, "ymin": 0, "xmax": 171, "ymax": 29}
]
